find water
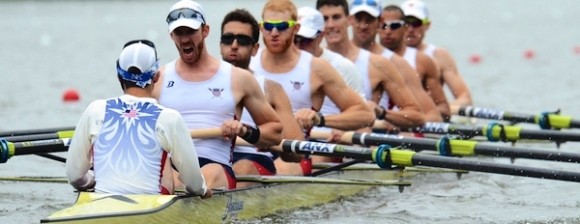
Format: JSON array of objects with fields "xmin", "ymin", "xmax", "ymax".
[{"xmin": 1, "ymin": 0, "xmax": 580, "ymax": 223}]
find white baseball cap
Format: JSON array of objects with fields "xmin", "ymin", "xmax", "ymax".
[
  {"xmin": 167, "ymin": 0, "xmax": 207, "ymax": 32},
  {"xmin": 401, "ymin": 0, "xmax": 429, "ymax": 20},
  {"xmin": 349, "ymin": 0, "xmax": 382, "ymax": 18},
  {"xmin": 297, "ymin": 7, "xmax": 324, "ymax": 38},
  {"xmin": 117, "ymin": 40, "xmax": 159, "ymax": 88}
]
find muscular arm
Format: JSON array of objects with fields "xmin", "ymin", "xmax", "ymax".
[
  {"xmin": 390, "ymin": 55, "xmax": 442, "ymax": 122},
  {"xmin": 314, "ymin": 58, "xmax": 375, "ymax": 130},
  {"xmin": 372, "ymin": 55, "xmax": 425, "ymax": 129},
  {"xmin": 419, "ymin": 52, "xmax": 451, "ymax": 121},
  {"xmin": 265, "ymin": 80, "xmax": 304, "ymax": 162},
  {"xmin": 234, "ymin": 68, "xmax": 283, "ymax": 148},
  {"xmin": 435, "ymin": 48, "xmax": 473, "ymax": 107}
]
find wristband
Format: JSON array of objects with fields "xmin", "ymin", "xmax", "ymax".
[
  {"xmin": 316, "ymin": 112, "xmax": 325, "ymax": 127},
  {"xmin": 377, "ymin": 106, "xmax": 387, "ymax": 120},
  {"xmin": 241, "ymin": 125, "xmax": 260, "ymax": 144}
]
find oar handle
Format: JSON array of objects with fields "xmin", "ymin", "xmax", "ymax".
[{"xmin": 189, "ymin": 128, "xmax": 223, "ymax": 139}]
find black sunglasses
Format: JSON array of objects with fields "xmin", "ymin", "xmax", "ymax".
[
  {"xmin": 382, "ymin": 20, "xmax": 405, "ymax": 30},
  {"xmin": 220, "ymin": 33, "xmax": 254, "ymax": 46},
  {"xmin": 405, "ymin": 18, "xmax": 424, "ymax": 28},
  {"xmin": 294, "ymin": 35, "xmax": 317, "ymax": 46},
  {"xmin": 123, "ymin": 39, "xmax": 157, "ymax": 58},
  {"xmin": 166, "ymin": 8, "xmax": 206, "ymax": 24}
]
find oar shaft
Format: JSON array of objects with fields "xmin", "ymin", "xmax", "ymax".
[
  {"xmin": 411, "ymin": 154, "xmax": 580, "ymax": 182},
  {"xmin": 4, "ymin": 131, "xmax": 73, "ymax": 142},
  {"xmin": 280, "ymin": 139, "xmax": 580, "ymax": 183},
  {"xmin": 473, "ymin": 145, "xmax": 580, "ymax": 163},
  {"xmin": 10, "ymin": 139, "xmax": 70, "ymax": 156},
  {"xmin": 0, "ymin": 127, "xmax": 75, "ymax": 137}
]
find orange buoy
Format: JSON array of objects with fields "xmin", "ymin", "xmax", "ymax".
[{"xmin": 63, "ymin": 88, "xmax": 80, "ymax": 102}]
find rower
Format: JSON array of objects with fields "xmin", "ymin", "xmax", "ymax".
[
  {"xmin": 401, "ymin": 0, "xmax": 473, "ymax": 108},
  {"xmin": 154, "ymin": 0, "xmax": 283, "ymax": 190},
  {"xmin": 250, "ymin": 0, "xmax": 375, "ymax": 175},
  {"xmin": 347, "ymin": 0, "xmax": 443, "ymax": 123},
  {"xmin": 294, "ymin": 6, "xmax": 367, "ymax": 151},
  {"xmin": 379, "ymin": 4, "xmax": 451, "ymax": 121},
  {"xmin": 67, "ymin": 40, "xmax": 211, "ymax": 198},
  {"xmin": 219, "ymin": 9, "xmax": 305, "ymax": 185},
  {"xmin": 316, "ymin": 0, "xmax": 425, "ymax": 132}
]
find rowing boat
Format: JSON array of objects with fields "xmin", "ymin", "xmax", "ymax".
[{"xmin": 41, "ymin": 166, "xmax": 413, "ymax": 223}]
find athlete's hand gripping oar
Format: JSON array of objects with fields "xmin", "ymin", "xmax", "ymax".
[
  {"xmin": 452, "ymin": 105, "xmax": 580, "ymax": 130},
  {"xmin": 0, "ymin": 138, "xmax": 71, "ymax": 163},
  {"xmin": 278, "ymin": 139, "xmax": 580, "ymax": 183},
  {"xmin": 0, "ymin": 126, "xmax": 75, "ymax": 138},
  {"xmin": 410, "ymin": 122, "xmax": 580, "ymax": 143},
  {"xmin": 311, "ymin": 131, "xmax": 580, "ymax": 163}
]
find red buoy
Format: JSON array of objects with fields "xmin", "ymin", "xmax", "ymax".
[
  {"xmin": 63, "ymin": 88, "xmax": 80, "ymax": 102},
  {"xmin": 469, "ymin": 54, "xmax": 482, "ymax": 64}
]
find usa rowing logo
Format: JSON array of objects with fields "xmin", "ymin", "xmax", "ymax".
[
  {"xmin": 209, "ymin": 88, "xmax": 224, "ymax": 99},
  {"xmin": 290, "ymin": 81, "xmax": 304, "ymax": 91}
]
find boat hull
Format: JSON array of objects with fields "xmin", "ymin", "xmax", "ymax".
[{"xmin": 42, "ymin": 169, "xmax": 404, "ymax": 223}]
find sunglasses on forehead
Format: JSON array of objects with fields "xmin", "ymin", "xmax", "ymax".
[
  {"xmin": 123, "ymin": 39, "xmax": 158, "ymax": 58},
  {"xmin": 382, "ymin": 20, "xmax": 405, "ymax": 30},
  {"xmin": 220, "ymin": 33, "xmax": 255, "ymax": 46},
  {"xmin": 260, "ymin": 20, "xmax": 297, "ymax": 32},
  {"xmin": 166, "ymin": 8, "xmax": 206, "ymax": 24}
]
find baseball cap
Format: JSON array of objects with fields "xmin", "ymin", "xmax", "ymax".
[
  {"xmin": 297, "ymin": 7, "xmax": 324, "ymax": 38},
  {"xmin": 166, "ymin": 0, "xmax": 207, "ymax": 32},
  {"xmin": 401, "ymin": 0, "xmax": 429, "ymax": 20},
  {"xmin": 116, "ymin": 40, "xmax": 159, "ymax": 88},
  {"xmin": 349, "ymin": 0, "xmax": 382, "ymax": 18}
]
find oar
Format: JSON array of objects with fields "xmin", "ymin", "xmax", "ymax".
[
  {"xmin": 0, "ymin": 126, "xmax": 75, "ymax": 138},
  {"xmin": 278, "ymin": 139, "xmax": 580, "ymax": 183},
  {"xmin": 309, "ymin": 131, "xmax": 580, "ymax": 163},
  {"xmin": 453, "ymin": 105, "xmax": 580, "ymax": 129},
  {"xmin": 235, "ymin": 175, "xmax": 411, "ymax": 186},
  {"xmin": 0, "ymin": 176, "xmax": 68, "ymax": 183},
  {"xmin": 409, "ymin": 122, "xmax": 580, "ymax": 142},
  {"xmin": 3, "ymin": 130, "xmax": 74, "ymax": 142},
  {"xmin": 0, "ymin": 138, "xmax": 70, "ymax": 163}
]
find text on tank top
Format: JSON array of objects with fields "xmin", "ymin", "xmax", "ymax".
[
  {"xmin": 158, "ymin": 60, "xmax": 235, "ymax": 166},
  {"xmin": 250, "ymin": 49, "xmax": 313, "ymax": 112},
  {"xmin": 93, "ymin": 98, "xmax": 166, "ymax": 194},
  {"xmin": 235, "ymin": 75, "xmax": 273, "ymax": 156}
]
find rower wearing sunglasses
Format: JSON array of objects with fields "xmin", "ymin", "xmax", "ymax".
[
  {"xmin": 315, "ymin": 0, "xmax": 425, "ymax": 132},
  {"xmin": 153, "ymin": 0, "xmax": 283, "ymax": 190},
  {"xmin": 249, "ymin": 0, "xmax": 375, "ymax": 171},
  {"xmin": 219, "ymin": 9, "xmax": 305, "ymax": 180},
  {"xmin": 347, "ymin": 0, "xmax": 443, "ymax": 124},
  {"xmin": 67, "ymin": 40, "xmax": 211, "ymax": 198},
  {"xmin": 379, "ymin": 5, "xmax": 451, "ymax": 121},
  {"xmin": 401, "ymin": 0, "xmax": 473, "ymax": 109}
]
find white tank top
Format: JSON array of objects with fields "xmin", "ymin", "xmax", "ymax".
[
  {"xmin": 250, "ymin": 49, "xmax": 313, "ymax": 112},
  {"xmin": 235, "ymin": 75, "xmax": 273, "ymax": 157},
  {"xmin": 423, "ymin": 43, "xmax": 437, "ymax": 58},
  {"xmin": 354, "ymin": 49, "xmax": 373, "ymax": 102},
  {"xmin": 403, "ymin": 47, "xmax": 418, "ymax": 69},
  {"xmin": 381, "ymin": 48, "xmax": 395, "ymax": 60},
  {"xmin": 159, "ymin": 60, "xmax": 236, "ymax": 166}
]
